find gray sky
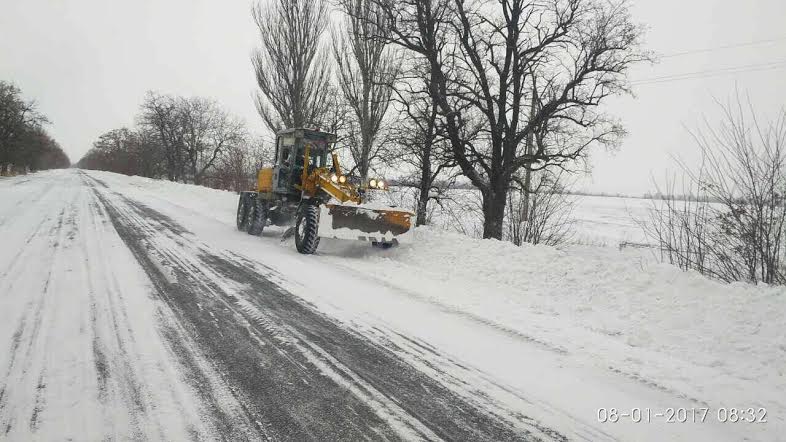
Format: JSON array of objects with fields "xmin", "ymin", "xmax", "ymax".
[{"xmin": 1, "ymin": 0, "xmax": 785, "ymax": 195}]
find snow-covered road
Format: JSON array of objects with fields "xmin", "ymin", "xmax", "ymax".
[{"xmin": 0, "ymin": 170, "xmax": 779, "ymax": 441}]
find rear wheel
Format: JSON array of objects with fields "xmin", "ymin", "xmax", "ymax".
[
  {"xmin": 248, "ymin": 198, "xmax": 267, "ymax": 236},
  {"xmin": 236, "ymin": 193, "xmax": 250, "ymax": 231},
  {"xmin": 295, "ymin": 205, "xmax": 320, "ymax": 254}
]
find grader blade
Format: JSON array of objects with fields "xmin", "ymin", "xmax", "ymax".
[{"xmin": 318, "ymin": 203, "xmax": 413, "ymax": 244}]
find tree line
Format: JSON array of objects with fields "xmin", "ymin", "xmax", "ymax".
[
  {"xmin": 0, "ymin": 81, "xmax": 70, "ymax": 174},
  {"xmin": 77, "ymin": 92, "xmax": 270, "ymax": 191}
]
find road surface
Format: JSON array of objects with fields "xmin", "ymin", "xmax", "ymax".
[{"xmin": 0, "ymin": 170, "xmax": 760, "ymax": 441}]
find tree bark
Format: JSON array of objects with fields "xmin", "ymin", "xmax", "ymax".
[
  {"xmin": 415, "ymin": 146, "xmax": 432, "ymax": 226},
  {"xmin": 482, "ymin": 186, "xmax": 508, "ymax": 240}
]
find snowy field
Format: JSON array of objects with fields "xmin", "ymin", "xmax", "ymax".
[
  {"xmin": 1, "ymin": 169, "xmax": 784, "ymax": 441},
  {"xmin": 382, "ymin": 187, "xmax": 654, "ymax": 247}
]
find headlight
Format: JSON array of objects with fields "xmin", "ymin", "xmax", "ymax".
[
  {"xmin": 377, "ymin": 180, "xmax": 386, "ymax": 189},
  {"xmin": 330, "ymin": 174, "xmax": 338, "ymax": 183},
  {"xmin": 338, "ymin": 175, "xmax": 347, "ymax": 184},
  {"xmin": 369, "ymin": 179, "xmax": 377, "ymax": 188}
]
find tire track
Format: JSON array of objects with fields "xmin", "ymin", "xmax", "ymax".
[
  {"xmin": 0, "ymin": 191, "xmax": 72, "ymax": 436},
  {"xmin": 91, "ymin": 186, "xmax": 404, "ymax": 440},
  {"xmin": 2, "ymin": 171, "xmax": 242, "ymax": 440}
]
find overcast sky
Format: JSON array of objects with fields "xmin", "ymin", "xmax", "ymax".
[{"xmin": 1, "ymin": 0, "xmax": 785, "ymax": 195}]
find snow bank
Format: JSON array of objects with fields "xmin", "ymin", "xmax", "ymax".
[
  {"xmin": 346, "ymin": 226, "xmax": 786, "ymax": 417},
  {"xmin": 86, "ymin": 171, "xmax": 239, "ymax": 226}
]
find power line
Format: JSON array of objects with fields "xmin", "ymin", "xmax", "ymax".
[
  {"xmin": 633, "ymin": 64, "xmax": 786, "ymax": 85},
  {"xmin": 660, "ymin": 36, "xmax": 786, "ymax": 59},
  {"xmin": 635, "ymin": 60, "xmax": 786, "ymax": 83},
  {"xmin": 631, "ymin": 60, "xmax": 786, "ymax": 86}
]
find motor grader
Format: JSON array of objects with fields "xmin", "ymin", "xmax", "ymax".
[{"xmin": 236, "ymin": 128, "xmax": 413, "ymax": 254}]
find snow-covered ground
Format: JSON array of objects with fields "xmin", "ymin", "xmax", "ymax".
[
  {"xmin": 2, "ymin": 169, "xmax": 784, "ymax": 441},
  {"xmin": 0, "ymin": 171, "xmax": 252, "ymax": 440},
  {"xmin": 572, "ymin": 195, "xmax": 653, "ymax": 246},
  {"xmin": 383, "ymin": 187, "xmax": 655, "ymax": 247}
]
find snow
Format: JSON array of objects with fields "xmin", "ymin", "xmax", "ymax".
[
  {"xmin": 3, "ymin": 169, "xmax": 784, "ymax": 441},
  {"xmin": 353, "ymin": 227, "xmax": 786, "ymax": 420},
  {"xmin": 383, "ymin": 188, "xmax": 657, "ymax": 247},
  {"xmin": 0, "ymin": 170, "xmax": 246, "ymax": 440},
  {"xmin": 572, "ymin": 195, "xmax": 654, "ymax": 246}
]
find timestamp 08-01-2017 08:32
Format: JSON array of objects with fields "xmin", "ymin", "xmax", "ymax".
[{"xmin": 597, "ymin": 407, "xmax": 768, "ymax": 424}]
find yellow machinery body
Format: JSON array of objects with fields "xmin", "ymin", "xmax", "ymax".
[
  {"xmin": 257, "ymin": 168, "xmax": 274, "ymax": 193},
  {"xmin": 240, "ymin": 128, "xmax": 413, "ymax": 250}
]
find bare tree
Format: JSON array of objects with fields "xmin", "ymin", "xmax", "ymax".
[
  {"xmin": 213, "ymin": 143, "xmax": 253, "ymax": 191},
  {"xmin": 252, "ymin": 0, "xmax": 331, "ymax": 131},
  {"xmin": 390, "ymin": 68, "xmax": 456, "ymax": 226},
  {"xmin": 130, "ymin": 127, "xmax": 165, "ymax": 178},
  {"xmin": 179, "ymin": 97, "xmax": 247, "ymax": 185},
  {"xmin": 139, "ymin": 92, "xmax": 185, "ymax": 181},
  {"xmin": 506, "ymin": 170, "xmax": 575, "ymax": 246},
  {"xmin": 86, "ymin": 91, "xmax": 244, "ymax": 184},
  {"xmin": 333, "ymin": 0, "xmax": 399, "ymax": 183},
  {"xmin": 0, "ymin": 81, "xmax": 53, "ymax": 170},
  {"xmin": 138, "ymin": 92, "xmax": 246, "ymax": 184},
  {"xmin": 640, "ymin": 176, "xmax": 720, "ymax": 278},
  {"xmin": 320, "ymin": 85, "xmax": 353, "ymax": 141},
  {"xmin": 376, "ymin": 0, "xmax": 648, "ymax": 239},
  {"xmin": 78, "ymin": 128, "xmax": 158, "ymax": 177},
  {"xmin": 644, "ymin": 95, "xmax": 786, "ymax": 284},
  {"xmin": 212, "ymin": 135, "xmax": 274, "ymax": 192}
]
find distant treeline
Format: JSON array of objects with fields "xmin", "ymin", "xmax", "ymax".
[
  {"xmin": 0, "ymin": 81, "xmax": 70, "ymax": 173},
  {"xmin": 445, "ymin": 181, "xmax": 724, "ymax": 203},
  {"xmin": 77, "ymin": 91, "xmax": 270, "ymax": 192},
  {"xmin": 569, "ymin": 190, "xmax": 724, "ymax": 203}
]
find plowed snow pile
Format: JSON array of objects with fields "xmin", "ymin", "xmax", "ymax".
[{"xmin": 357, "ymin": 227, "xmax": 786, "ymax": 402}]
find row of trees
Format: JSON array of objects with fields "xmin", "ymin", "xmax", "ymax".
[
  {"xmin": 78, "ymin": 92, "xmax": 269, "ymax": 191},
  {"xmin": 0, "ymin": 81, "xmax": 70, "ymax": 173},
  {"xmin": 251, "ymin": 0, "xmax": 648, "ymax": 239}
]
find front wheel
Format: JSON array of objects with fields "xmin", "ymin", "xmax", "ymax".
[
  {"xmin": 236, "ymin": 193, "xmax": 250, "ymax": 231},
  {"xmin": 295, "ymin": 205, "xmax": 320, "ymax": 254},
  {"xmin": 247, "ymin": 198, "xmax": 267, "ymax": 236}
]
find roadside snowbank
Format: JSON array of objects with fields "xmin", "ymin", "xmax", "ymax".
[{"xmin": 366, "ymin": 227, "xmax": 786, "ymax": 384}]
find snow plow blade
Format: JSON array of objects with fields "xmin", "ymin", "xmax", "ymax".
[{"xmin": 319, "ymin": 203, "xmax": 413, "ymax": 244}]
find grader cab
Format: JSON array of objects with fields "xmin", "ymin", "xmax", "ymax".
[{"xmin": 236, "ymin": 128, "xmax": 413, "ymax": 254}]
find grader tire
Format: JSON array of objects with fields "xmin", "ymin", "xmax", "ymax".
[
  {"xmin": 236, "ymin": 193, "xmax": 250, "ymax": 231},
  {"xmin": 248, "ymin": 198, "xmax": 267, "ymax": 236},
  {"xmin": 295, "ymin": 205, "xmax": 320, "ymax": 255}
]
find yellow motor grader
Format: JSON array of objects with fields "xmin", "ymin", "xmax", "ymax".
[{"xmin": 236, "ymin": 128, "xmax": 413, "ymax": 254}]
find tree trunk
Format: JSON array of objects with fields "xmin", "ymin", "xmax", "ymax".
[
  {"xmin": 192, "ymin": 160, "xmax": 199, "ymax": 185},
  {"xmin": 416, "ymin": 147, "xmax": 432, "ymax": 226},
  {"xmin": 359, "ymin": 131, "xmax": 371, "ymax": 184},
  {"xmin": 416, "ymin": 189, "xmax": 429, "ymax": 226},
  {"xmin": 482, "ymin": 186, "xmax": 507, "ymax": 239},
  {"xmin": 359, "ymin": 80, "xmax": 372, "ymax": 184}
]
